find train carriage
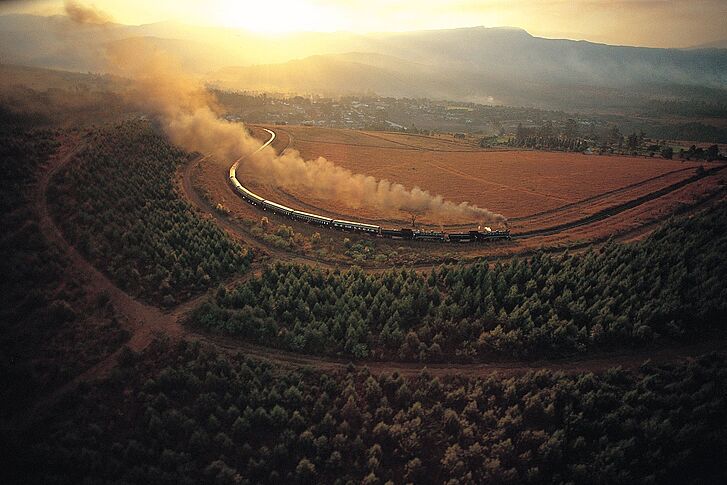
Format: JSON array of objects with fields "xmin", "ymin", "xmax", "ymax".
[
  {"xmin": 229, "ymin": 174, "xmax": 264, "ymax": 205},
  {"xmin": 332, "ymin": 219, "xmax": 381, "ymax": 234},
  {"xmin": 448, "ymin": 233, "xmax": 473, "ymax": 242},
  {"xmin": 237, "ymin": 184, "xmax": 263, "ymax": 205},
  {"xmin": 471, "ymin": 229, "xmax": 511, "ymax": 241},
  {"xmin": 228, "ymin": 144, "xmax": 511, "ymax": 242},
  {"xmin": 381, "ymin": 228, "xmax": 415, "ymax": 239},
  {"xmin": 292, "ymin": 209, "xmax": 332, "ymax": 226},
  {"xmin": 413, "ymin": 231, "xmax": 447, "ymax": 242},
  {"xmin": 242, "ymin": 187, "xmax": 264, "ymax": 205},
  {"xmin": 262, "ymin": 199, "xmax": 294, "ymax": 216}
]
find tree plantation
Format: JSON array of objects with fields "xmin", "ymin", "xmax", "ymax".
[
  {"xmin": 191, "ymin": 204, "xmax": 727, "ymax": 361},
  {"xmin": 18, "ymin": 340, "xmax": 726, "ymax": 484},
  {"xmin": 1, "ymin": 125, "xmax": 128, "ymax": 415},
  {"xmin": 49, "ymin": 121, "xmax": 253, "ymax": 304}
]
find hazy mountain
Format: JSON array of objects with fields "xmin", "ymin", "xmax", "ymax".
[
  {"xmin": 1, "ymin": 14, "xmax": 726, "ymax": 109},
  {"xmin": 0, "ymin": 14, "xmax": 367, "ymax": 70},
  {"xmin": 210, "ymin": 35, "xmax": 727, "ymax": 108},
  {"xmin": 211, "ymin": 53, "xmax": 455, "ymax": 98},
  {"xmin": 379, "ymin": 27, "xmax": 726, "ymax": 87},
  {"xmin": 687, "ymin": 39, "xmax": 727, "ymax": 50}
]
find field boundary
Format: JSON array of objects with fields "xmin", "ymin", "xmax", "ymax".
[
  {"xmin": 514, "ymin": 164, "xmax": 727, "ymax": 238},
  {"xmin": 509, "ymin": 166, "xmax": 698, "ymax": 222}
]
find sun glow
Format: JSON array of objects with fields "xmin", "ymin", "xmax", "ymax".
[
  {"xmin": 2, "ymin": 0, "xmax": 724, "ymax": 46},
  {"xmin": 215, "ymin": 0, "xmax": 342, "ymax": 33}
]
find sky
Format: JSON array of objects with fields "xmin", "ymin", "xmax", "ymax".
[{"xmin": 1, "ymin": 0, "xmax": 726, "ymax": 48}]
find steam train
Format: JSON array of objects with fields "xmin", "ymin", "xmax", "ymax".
[{"xmin": 229, "ymin": 166, "xmax": 511, "ymax": 243}]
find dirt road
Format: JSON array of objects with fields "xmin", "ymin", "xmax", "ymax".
[{"xmin": 32, "ymin": 139, "xmax": 725, "ymax": 388}]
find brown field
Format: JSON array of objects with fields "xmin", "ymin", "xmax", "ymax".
[
  {"xmin": 283, "ymin": 126, "xmax": 405, "ymax": 149},
  {"xmin": 360, "ymin": 131, "xmax": 482, "ymax": 151},
  {"xmin": 191, "ymin": 124, "xmax": 724, "ymax": 264},
  {"xmin": 242, "ymin": 125, "xmax": 706, "ymax": 227}
]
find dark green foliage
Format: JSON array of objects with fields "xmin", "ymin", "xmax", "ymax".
[
  {"xmin": 656, "ymin": 122, "xmax": 727, "ymax": 145},
  {"xmin": 0, "ymin": 126, "xmax": 127, "ymax": 414},
  {"xmin": 679, "ymin": 143, "xmax": 725, "ymax": 162},
  {"xmin": 192, "ymin": 204, "xmax": 727, "ymax": 360},
  {"xmin": 50, "ymin": 120, "xmax": 252, "ymax": 302},
  {"xmin": 25, "ymin": 341, "xmax": 727, "ymax": 484},
  {"xmin": 510, "ymin": 122, "xmax": 590, "ymax": 152}
]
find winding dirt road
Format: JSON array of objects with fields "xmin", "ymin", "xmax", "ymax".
[
  {"xmin": 15, "ymin": 130, "xmax": 725, "ymax": 434},
  {"xmin": 30, "ymin": 135, "xmax": 723, "ymax": 389}
]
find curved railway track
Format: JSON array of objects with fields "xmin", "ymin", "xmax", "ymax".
[
  {"xmin": 512, "ymin": 164, "xmax": 727, "ymax": 238},
  {"xmin": 24, "ymin": 128, "xmax": 727, "ymax": 426},
  {"xmin": 34, "ymin": 142, "xmax": 727, "ymax": 379},
  {"xmin": 229, "ymin": 129, "xmax": 511, "ymax": 241},
  {"xmin": 229, "ymin": 128, "xmax": 727, "ymax": 242},
  {"xmin": 508, "ymin": 166, "xmax": 698, "ymax": 223}
]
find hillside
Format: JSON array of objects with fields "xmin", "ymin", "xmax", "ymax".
[
  {"xmin": 211, "ymin": 54, "xmax": 445, "ymax": 98},
  {"xmin": 1, "ymin": 15, "xmax": 726, "ymax": 109}
]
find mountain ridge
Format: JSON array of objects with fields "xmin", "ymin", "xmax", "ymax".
[{"xmin": 1, "ymin": 14, "xmax": 725, "ymax": 109}]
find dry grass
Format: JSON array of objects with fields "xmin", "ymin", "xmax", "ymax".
[
  {"xmin": 192, "ymin": 125, "xmax": 725, "ymax": 263},
  {"xmin": 191, "ymin": 126, "xmax": 726, "ymax": 263},
  {"xmin": 282, "ymin": 125, "xmax": 405, "ymax": 148},
  {"xmin": 361, "ymin": 131, "xmax": 482, "ymax": 151},
  {"xmin": 260, "ymin": 125, "xmax": 704, "ymax": 227}
]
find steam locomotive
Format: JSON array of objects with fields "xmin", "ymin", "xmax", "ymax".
[{"xmin": 229, "ymin": 168, "xmax": 511, "ymax": 243}]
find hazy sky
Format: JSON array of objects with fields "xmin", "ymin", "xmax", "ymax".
[{"xmin": 2, "ymin": 0, "xmax": 726, "ymax": 47}]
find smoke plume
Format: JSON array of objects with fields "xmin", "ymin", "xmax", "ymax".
[
  {"xmin": 64, "ymin": 1, "xmax": 113, "ymax": 26},
  {"xmin": 105, "ymin": 38, "xmax": 506, "ymax": 224},
  {"xmin": 246, "ymin": 149, "xmax": 505, "ymax": 222}
]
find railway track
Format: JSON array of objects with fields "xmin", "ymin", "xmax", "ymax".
[
  {"xmin": 508, "ymin": 166, "xmax": 698, "ymax": 223},
  {"xmin": 513, "ymin": 163, "xmax": 727, "ymax": 238},
  {"xmin": 229, "ymin": 128, "xmax": 727, "ymax": 242},
  {"xmin": 184, "ymin": 125, "xmax": 726, "ymax": 276},
  {"xmin": 16, "ymin": 130, "xmax": 724, "ymax": 434}
]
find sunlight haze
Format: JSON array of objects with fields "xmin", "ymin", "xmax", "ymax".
[{"xmin": 2, "ymin": 0, "xmax": 726, "ymax": 47}]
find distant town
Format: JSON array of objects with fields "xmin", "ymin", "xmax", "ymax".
[{"xmin": 216, "ymin": 90, "xmax": 725, "ymax": 159}]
